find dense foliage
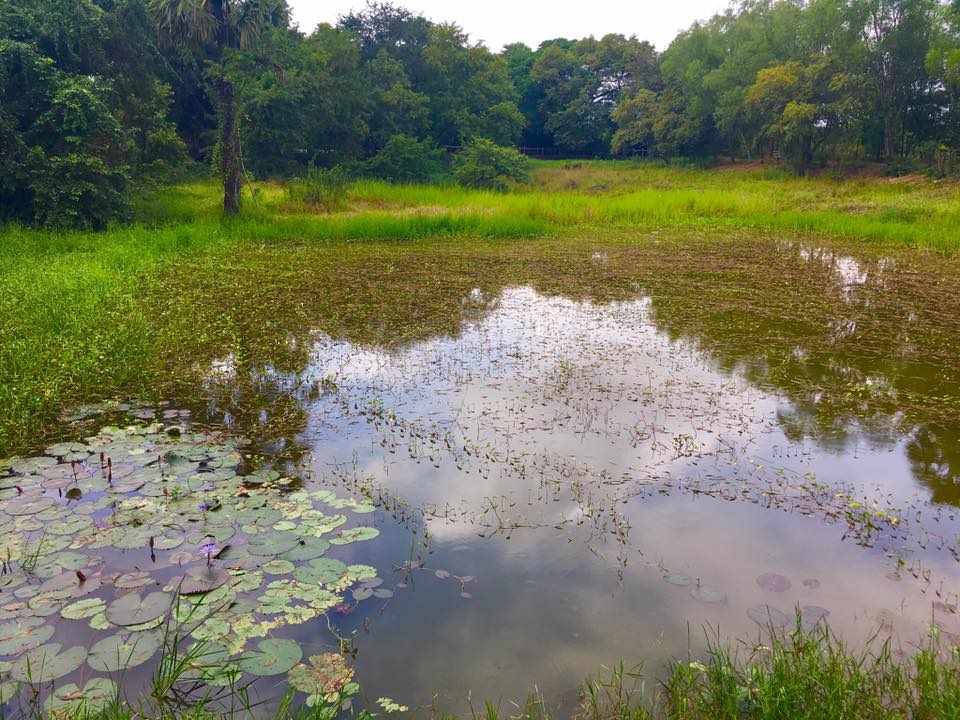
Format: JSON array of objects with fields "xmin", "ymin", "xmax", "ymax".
[{"xmin": 2, "ymin": 0, "xmax": 960, "ymax": 226}]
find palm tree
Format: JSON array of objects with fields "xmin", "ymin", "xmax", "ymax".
[{"xmin": 150, "ymin": 0, "xmax": 287, "ymax": 214}]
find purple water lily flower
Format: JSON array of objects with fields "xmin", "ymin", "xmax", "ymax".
[{"xmin": 200, "ymin": 543, "xmax": 217, "ymax": 565}]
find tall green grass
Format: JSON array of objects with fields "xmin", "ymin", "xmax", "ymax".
[{"xmin": 27, "ymin": 619, "xmax": 960, "ymax": 720}]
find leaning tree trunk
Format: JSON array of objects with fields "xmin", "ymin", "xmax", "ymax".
[{"xmin": 217, "ymin": 78, "xmax": 242, "ymax": 215}]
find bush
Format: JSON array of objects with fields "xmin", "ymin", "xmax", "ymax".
[
  {"xmin": 365, "ymin": 135, "xmax": 449, "ymax": 183},
  {"xmin": 287, "ymin": 164, "xmax": 352, "ymax": 210},
  {"xmin": 453, "ymin": 138, "xmax": 529, "ymax": 190}
]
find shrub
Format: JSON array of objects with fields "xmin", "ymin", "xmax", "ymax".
[
  {"xmin": 287, "ymin": 164, "xmax": 352, "ymax": 210},
  {"xmin": 365, "ymin": 135, "xmax": 449, "ymax": 184},
  {"xmin": 453, "ymin": 138, "xmax": 529, "ymax": 190}
]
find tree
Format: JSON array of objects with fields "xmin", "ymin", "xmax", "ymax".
[
  {"xmin": 0, "ymin": 0, "xmax": 183, "ymax": 228},
  {"xmin": 453, "ymin": 138, "xmax": 528, "ymax": 190},
  {"xmin": 150, "ymin": 0, "xmax": 288, "ymax": 213}
]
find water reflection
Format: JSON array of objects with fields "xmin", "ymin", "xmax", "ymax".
[{"xmin": 238, "ymin": 281, "xmax": 960, "ymax": 712}]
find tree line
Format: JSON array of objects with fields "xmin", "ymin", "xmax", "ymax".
[{"xmin": 2, "ymin": 0, "xmax": 959, "ymax": 226}]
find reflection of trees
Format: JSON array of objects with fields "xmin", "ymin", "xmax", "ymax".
[
  {"xmin": 150, "ymin": 238, "xmax": 960, "ymax": 504},
  {"xmin": 627, "ymin": 241, "xmax": 960, "ymax": 505},
  {"xmin": 906, "ymin": 425, "xmax": 960, "ymax": 505}
]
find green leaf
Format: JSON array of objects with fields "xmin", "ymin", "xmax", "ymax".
[
  {"xmin": 11, "ymin": 642, "xmax": 87, "ymax": 682},
  {"xmin": 61, "ymin": 598, "xmax": 106, "ymax": 620},
  {"xmin": 87, "ymin": 631, "xmax": 161, "ymax": 672},
  {"xmin": 238, "ymin": 638, "xmax": 302, "ymax": 676},
  {"xmin": 106, "ymin": 591, "xmax": 170, "ymax": 626},
  {"xmin": 45, "ymin": 678, "xmax": 117, "ymax": 716},
  {"xmin": 329, "ymin": 527, "xmax": 379, "ymax": 545}
]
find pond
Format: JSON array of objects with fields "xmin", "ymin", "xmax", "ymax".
[{"xmin": 2, "ymin": 237, "xmax": 959, "ymax": 716}]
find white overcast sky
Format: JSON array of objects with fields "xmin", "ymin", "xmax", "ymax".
[{"xmin": 288, "ymin": 0, "xmax": 732, "ymax": 52}]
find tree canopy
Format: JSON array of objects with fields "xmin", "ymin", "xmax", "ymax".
[{"xmin": 2, "ymin": 0, "xmax": 959, "ymax": 226}]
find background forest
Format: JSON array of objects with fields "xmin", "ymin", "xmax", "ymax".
[{"xmin": 2, "ymin": 0, "xmax": 960, "ymax": 227}]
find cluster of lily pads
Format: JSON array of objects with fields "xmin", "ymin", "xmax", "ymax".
[{"xmin": 0, "ymin": 414, "xmax": 389, "ymax": 716}]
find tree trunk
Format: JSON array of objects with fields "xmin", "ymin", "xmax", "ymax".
[
  {"xmin": 210, "ymin": 0, "xmax": 240, "ymax": 216},
  {"xmin": 217, "ymin": 78, "xmax": 242, "ymax": 215},
  {"xmin": 883, "ymin": 114, "xmax": 896, "ymax": 160}
]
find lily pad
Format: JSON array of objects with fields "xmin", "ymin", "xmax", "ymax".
[
  {"xmin": 663, "ymin": 571, "xmax": 692, "ymax": 587},
  {"xmin": 262, "ymin": 559, "xmax": 295, "ymax": 575},
  {"xmin": 0, "ymin": 617, "xmax": 54, "ymax": 655},
  {"xmin": 11, "ymin": 642, "xmax": 87, "ymax": 682},
  {"xmin": 330, "ymin": 526, "xmax": 379, "ymax": 545},
  {"xmin": 238, "ymin": 638, "xmax": 302, "ymax": 676},
  {"xmin": 689, "ymin": 585, "xmax": 727, "ymax": 604},
  {"xmin": 800, "ymin": 605, "xmax": 831, "ymax": 631},
  {"xmin": 289, "ymin": 653, "xmax": 355, "ymax": 701},
  {"xmin": 746, "ymin": 604, "xmax": 791, "ymax": 628},
  {"xmin": 757, "ymin": 573, "xmax": 792, "ymax": 593},
  {"xmin": 87, "ymin": 631, "xmax": 161, "ymax": 672},
  {"xmin": 45, "ymin": 678, "xmax": 117, "ymax": 717},
  {"xmin": 246, "ymin": 533, "xmax": 300, "ymax": 557},
  {"xmin": 352, "ymin": 587, "xmax": 373, "ymax": 601},
  {"xmin": 279, "ymin": 536, "xmax": 330, "ymax": 562},
  {"xmin": 4, "ymin": 495, "xmax": 56, "ymax": 516},
  {"xmin": 12, "ymin": 457, "xmax": 57, "ymax": 475},
  {"xmin": 181, "ymin": 644, "xmax": 243, "ymax": 687},
  {"xmin": 179, "ymin": 566, "xmax": 229, "ymax": 595},
  {"xmin": 61, "ymin": 598, "xmax": 106, "ymax": 620},
  {"xmin": 114, "ymin": 570, "xmax": 154, "ymax": 590},
  {"xmin": 106, "ymin": 591, "xmax": 170, "ymax": 626},
  {"xmin": 293, "ymin": 558, "xmax": 347, "ymax": 586}
]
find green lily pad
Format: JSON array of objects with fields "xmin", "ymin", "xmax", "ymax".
[
  {"xmin": 4, "ymin": 495, "xmax": 56, "ymax": 516},
  {"xmin": 238, "ymin": 638, "xmax": 302, "ymax": 676},
  {"xmin": 87, "ymin": 631, "xmax": 161, "ymax": 672},
  {"xmin": 179, "ymin": 566, "xmax": 229, "ymax": 595},
  {"xmin": 11, "ymin": 457, "xmax": 57, "ymax": 475},
  {"xmin": 344, "ymin": 564, "xmax": 378, "ymax": 582},
  {"xmin": 0, "ymin": 617, "xmax": 55, "ymax": 655},
  {"xmin": 61, "ymin": 598, "xmax": 106, "ymax": 620},
  {"xmin": 187, "ymin": 525, "xmax": 235, "ymax": 545},
  {"xmin": 11, "ymin": 642, "xmax": 87, "ymax": 682},
  {"xmin": 89, "ymin": 612, "xmax": 112, "ymax": 630},
  {"xmin": 128, "ymin": 615, "xmax": 165, "ymax": 632},
  {"xmin": 45, "ymin": 442, "xmax": 89, "ymax": 458},
  {"xmin": 330, "ymin": 526, "xmax": 379, "ymax": 545},
  {"xmin": 293, "ymin": 558, "xmax": 347, "ymax": 585},
  {"xmin": 262, "ymin": 559, "xmax": 295, "ymax": 575},
  {"xmin": 110, "ymin": 526, "xmax": 154, "ymax": 550},
  {"xmin": 288, "ymin": 653, "xmax": 355, "ymax": 700},
  {"xmin": 114, "ymin": 570, "xmax": 154, "ymax": 590},
  {"xmin": 246, "ymin": 532, "xmax": 299, "ymax": 557},
  {"xmin": 152, "ymin": 532, "xmax": 185, "ymax": 550},
  {"xmin": 279, "ymin": 536, "xmax": 330, "ymax": 562},
  {"xmin": 106, "ymin": 591, "xmax": 170, "ymax": 626},
  {"xmin": 181, "ymin": 644, "xmax": 243, "ymax": 687},
  {"xmin": 352, "ymin": 587, "xmax": 373, "ymax": 601},
  {"xmin": 45, "ymin": 678, "xmax": 117, "ymax": 717}
]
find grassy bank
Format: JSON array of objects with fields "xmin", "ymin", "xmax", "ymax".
[
  {"xmin": 50, "ymin": 622, "xmax": 960, "ymax": 720},
  {"xmin": 2, "ymin": 162, "xmax": 959, "ymax": 456}
]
